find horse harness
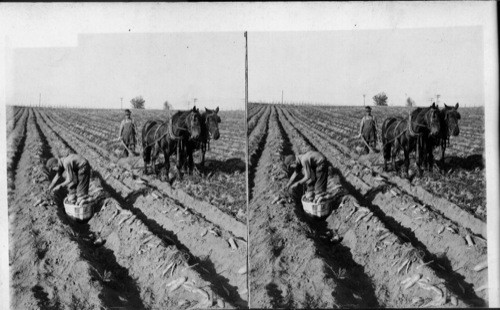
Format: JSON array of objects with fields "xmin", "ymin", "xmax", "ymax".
[
  {"xmin": 384, "ymin": 108, "xmax": 436, "ymax": 148},
  {"xmin": 143, "ymin": 112, "xmax": 195, "ymax": 150}
]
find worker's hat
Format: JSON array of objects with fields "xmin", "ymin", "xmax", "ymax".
[
  {"xmin": 46, "ymin": 157, "xmax": 59, "ymax": 170},
  {"xmin": 365, "ymin": 106, "xmax": 372, "ymax": 111},
  {"xmin": 284, "ymin": 155, "xmax": 297, "ymax": 170},
  {"xmin": 124, "ymin": 109, "xmax": 131, "ymax": 114}
]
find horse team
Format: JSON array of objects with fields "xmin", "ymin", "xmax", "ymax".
[
  {"xmin": 141, "ymin": 106, "xmax": 221, "ymax": 183},
  {"xmin": 381, "ymin": 102, "xmax": 461, "ymax": 177},
  {"xmin": 136, "ymin": 102, "xmax": 459, "ymax": 183}
]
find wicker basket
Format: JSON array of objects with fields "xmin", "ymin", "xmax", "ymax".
[
  {"xmin": 64, "ymin": 197, "xmax": 93, "ymax": 221},
  {"xmin": 302, "ymin": 197, "xmax": 334, "ymax": 218}
]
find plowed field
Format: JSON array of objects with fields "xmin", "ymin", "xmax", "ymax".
[
  {"xmin": 7, "ymin": 106, "xmax": 247, "ymax": 309},
  {"xmin": 248, "ymin": 103, "xmax": 487, "ymax": 308}
]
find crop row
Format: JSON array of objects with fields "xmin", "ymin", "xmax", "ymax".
[
  {"xmin": 277, "ymin": 106, "xmax": 487, "ymax": 303},
  {"xmin": 250, "ymin": 107, "xmax": 347, "ymax": 308},
  {"xmin": 43, "ymin": 108, "xmax": 245, "ymax": 161},
  {"xmin": 297, "ymin": 105, "xmax": 484, "ymax": 155},
  {"xmin": 271, "ymin": 104, "xmax": 486, "ymax": 218},
  {"xmin": 35, "ymin": 108, "xmax": 247, "ymax": 308},
  {"xmin": 40, "ymin": 108, "xmax": 246, "ymax": 218},
  {"xmin": 246, "ymin": 104, "xmax": 266, "ymax": 136},
  {"xmin": 9, "ymin": 110, "xmax": 109, "ymax": 309},
  {"xmin": 246, "ymin": 106, "xmax": 271, "ymax": 201},
  {"xmin": 6, "ymin": 108, "xmax": 29, "ymax": 194},
  {"xmin": 274, "ymin": 106, "xmax": 485, "ymax": 306}
]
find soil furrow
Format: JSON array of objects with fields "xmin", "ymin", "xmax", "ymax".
[
  {"xmin": 10, "ymin": 109, "xmax": 107, "ymax": 309},
  {"xmin": 281, "ymin": 106, "xmax": 488, "ymax": 301},
  {"xmin": 280, "ymin": 105, "xmax": 487, "ymax": 305},
  {"xmin": 276, "ymin": 105, "xmax": 476, "ymax": 307},
  {"xmin": 250, "ymin": 107, "xmax": 372, "ymax": 308},
  {"xmin": 247, "ymin": 106, "xmax": 271, "ymax": 201},
  {"xmin": 41, "ymin": 109, "xmax": 246, "ymax": 240},
  {"xmin": 6, "ymin": 107, "xmax": 29, "ymax": 193},
  {"xmin": 247, "ymin": 104, "xmax": 266, "ymax": 137},
  {"xmin": 36, "ymin": 109, "xmax": 244, "ymax": 308},
  {"xmin": 290, "ymin": 106, "xmax": 485, "ymax": 236},
  {"xmin": 274, "ymin": 108, "xmax": 381, "ymax": 307},
  {"xmin": 44, "ymin": 109, "xmax": 247, "ymax": 224}
]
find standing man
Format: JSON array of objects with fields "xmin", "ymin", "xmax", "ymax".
[
  {"xmin": 47, "ymin": 154, "xmax": 91, "ymax": 205},
  {"xmin": 359, "ymin": 106, "xmax": 378, "ymax": 153},
  {"xmin": 117, "ymin": 109, "xmax": 137, "ymax": 157},
  {"xmin": 284, "ymin": 151, "xmax": 328, "ymax": 201}
]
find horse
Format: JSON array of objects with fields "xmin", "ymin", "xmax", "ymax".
[
  {"xmin": 141, "ymin": 106, "xmax": 202, "ymax": 182},
  {"xmin": 183, "ymin": 107, "xmax": 221, "ymax": 170},
  {"xmin": 381, "ymin": 103, "xmax": 441, "ymax": 177},
  {"xmin": 428, "ymin": 103, "xmax": 460, "ymax": 166}
]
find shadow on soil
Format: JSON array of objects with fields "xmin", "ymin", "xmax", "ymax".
[
  {"xmin": 31, "ymin": 285, "xmax": 62, "ymax": 310},
  {"xmin": 265, "ymin": 282, "xmax": 294, "ymax": 309},
  {"xmin": 93, "ymin": 170, "xmax": 246, "ymax": 309},
  {"xmin": 202, "ymin": 158, "xmax": 246, "ymax": 174},
  {"xmin": 290, "ymin": 186, "xmax": 381, "ymax": 308},
  {"xmin": 276, "ymin": 108, "xmax": 380, "ymax": 307},
  {"xmin": 333, "ymin": 166, "xmax": 486, "ymax": 307},
  {"xmin": 439, "ymin": 154, "xmax": 484, "ymax": 171},
  {"xmin": 53, "ymin": 189, "xmax": 145, "ymax": 310},
  {"xmin": 34, "ymin": 113, "xmax": 145, "ymax": 310}
]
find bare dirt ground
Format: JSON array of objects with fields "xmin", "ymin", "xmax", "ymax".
[
  {"xmin": 248, "ymin": 103, "xmax": 487, "ymax": 308},
  {"xmin": 7, "ymin": 107, "xmax": 247, "ymax": 309}
]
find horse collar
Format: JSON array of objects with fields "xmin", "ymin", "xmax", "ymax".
[{"xmin": 408, "ymin": 112, "xmax": 423, "ymax": 137}]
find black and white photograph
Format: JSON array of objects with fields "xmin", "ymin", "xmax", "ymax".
[
  {"xmin": 0, "ymin": 2, "xmax": 498, "ymax": 309},
  {"xmin": 1, "ymin": 5, "xmax": 247, "ymax": 309},
  {"xmin": 247, "ymin": 26, "xmax": 489, "ymax": 308},
  {"xmin": 246, "ymin": 2, "xmax": 498, "ymax": 309}
]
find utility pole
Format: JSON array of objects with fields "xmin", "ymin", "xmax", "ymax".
[
  {"xmin": 245, "ymin": 31, "xmax": 248, "ymax": 111},
  {"xmin": 120, "ymin": 97, "xmax": 123, "ymax": 110},
  {"xmin": 281, "ymin": 90, "xmax": 284, "ymax": 105},
  {"xmin": 194, "ymin": 98, "xmax": 198, "ymax": 109},
  {"xmin": 244, "ymin": 31, "xmax": 250, "ymax": 273},
  {"xmin": 363, "ymin": 94, "xmax": 366, "ymax": 106}
]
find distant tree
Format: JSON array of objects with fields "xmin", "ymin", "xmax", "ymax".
[
  {"xmin": 163, "ymin": 100, "xmax": 172, "ymax": 111},
  {"xmin": 131, "ymin": 96, "xmax": 145, "ymax": 109},
  {"xmin": 406, "ymin": 97, "xmax": 415, "ymax": 107},
  {"xmin": 373, "ymin": 92, "xmax": 388, "ymax": 106}
]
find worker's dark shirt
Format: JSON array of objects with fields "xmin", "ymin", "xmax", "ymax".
[
  {"xmin": 297, "ymin": 151, "xmax": 326, "ymax": 184},
  {"xmin": 57, "ymin": 154, "xmax": 89, "ymax": 185}
]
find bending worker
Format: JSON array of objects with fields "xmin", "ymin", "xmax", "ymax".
[
  {"xmin": 117, "ymin": 109, "xmax": 137, "ymax": 157},
  {"xmin": 284, "ymin": 150, "xmax": 328, "ymax": 200},
  {"xmin": 46, "ymin": 154, "xmax": 91, "ymax": 205},
  {"xmin": 359, "ymin": 106, "xmax": 378, "ymax": 153}
]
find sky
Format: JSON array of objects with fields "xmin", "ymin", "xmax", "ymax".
[
  {"xmin": 7, "ymin": 32, "xmax": 246, "ymax": 110},
  {"xmin": 249, "ymin": 27, "xmax": 484, "ymax": 107},
  {"xmin": 1, "ymin": 3, "xmax": 496, "ymax": 110}
]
